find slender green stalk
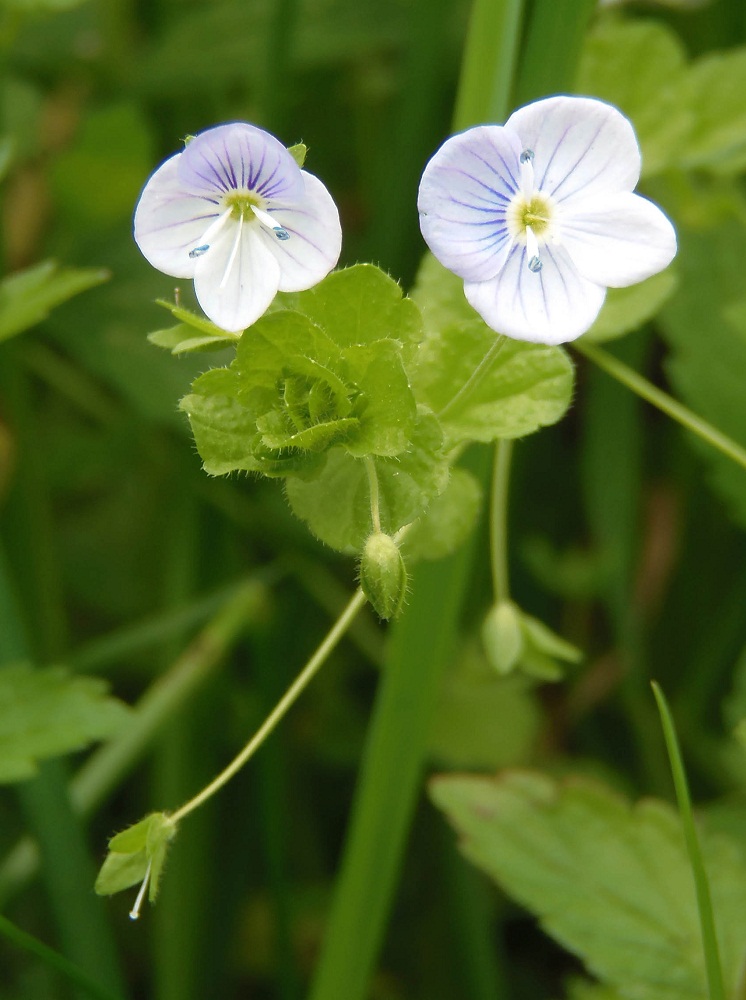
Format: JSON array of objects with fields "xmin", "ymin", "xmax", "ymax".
[
  {"xmin": 0, "ymin": 914, "xmax": 124, "ymax": 1000},
  {"xmin": 168, "ymin": 589, "xmax": 367, "ymax": 825},
  {"xmin": 651, "ymin": 683, "xmax": 726, "ymax": 1000},
  {"xmin": 438, "ymin": 336, "xmax": 506, "ymax": 421},
  {"xmin": 364, "ymin": 456, "xmax": 382, "ymax": 533},
  {"xmin": 490, "ymin": 439, "xmax": 513, "ymax": 602},
  {"xmin": 576, "ymin": 340, "xmax": 746, "ymax": 473},
  {"xmin": 453, "ymin": 0, "xmax": 524, "ymax": 129}
]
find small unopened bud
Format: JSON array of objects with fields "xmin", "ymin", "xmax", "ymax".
[
  {"xmin": 359, "ymin": 532, "xmax": 408, "ymax": 620},
  {"xmin": 481, "ymin": 600, "xmax": 523, "ymax": 675}
]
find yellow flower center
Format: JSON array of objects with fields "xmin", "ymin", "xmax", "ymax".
[
  {"xmin": 507, "ymin": 193, "xmax": 554, "ymax": 242},
  {"xmin": 224, "ymin": 191, "xmax": 262, "ymax": 221}
]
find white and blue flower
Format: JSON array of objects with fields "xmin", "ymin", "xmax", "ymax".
[
  {"xmin": 135, "ymin": 122, "xmax": 342, "ymax": 333},
  {"xmin": 418, "ymin": 96, "xmax": 677, "ymax": 344}
]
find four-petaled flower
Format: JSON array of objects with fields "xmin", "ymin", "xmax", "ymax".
[
  {"xmin": 417, "ymin": 96, "xmax": 677, "ymax": 344},
  {"xmin": 134, "ymin": 122, "xmax": 342, "ymax": 332}
]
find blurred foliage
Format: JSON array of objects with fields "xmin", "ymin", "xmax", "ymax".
[{"xmin": 1, "ymin": 1, "xmax": 746, "ymax": 999}]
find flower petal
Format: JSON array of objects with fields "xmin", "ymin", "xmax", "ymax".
[
  {"xmin": 268, "ymin": 171, "xmax": 343, "ymax": 292},
  {"xmin": 418, "ymin": 125, "xmax": 523, "ymax": 282},
  {"xmin": 464, "ymin": 242, "xmax": 606, "ymax": 345},
  {"xmin": 506, "ymin": 96, "xmax": 641, "ymax": 204},
  {"xmin": 560, "ymin": 191, "xmax": 677, "ymax": 288},
  {"xmin": 193, "ymin": 224, "xmax": 281, "ymax": 332},
  {"xmin": 179, "ymin": 123, "xmax": 304, "ymax": 203},
  {"xmin": 133, "ymin": 153, "xmax": 218, "ymax": 278}
]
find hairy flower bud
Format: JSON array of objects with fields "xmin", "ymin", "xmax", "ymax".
[
  {"xmin": 359, "ymin": 532, "xmax": 408, "ymax": 620},
  {"xmin": 481, "ymin": 600, "xmax": 524, "ymax": 675}
]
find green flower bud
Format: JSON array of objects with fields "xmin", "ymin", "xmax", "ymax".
[
  {"xmin": 481, "ymin": 600, "xmax": 523, "ymax": 675},
  {"xmin": 359, "ymin": 532, "xmax": 408, "ymax": 620}
]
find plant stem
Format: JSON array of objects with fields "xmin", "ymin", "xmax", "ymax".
[
  {"xmin": 438, "ymin": 335, "xmax": 506, "ymax": 421},
  {"xmin": 167, "ymin": 589, "xmax": 367, "ymax": 826},
  {"xmin": 490, "ymin": 439, "xmax": 513, "ymax": 602},
  {"xmin": 364, "ymin": 456, "xmax": 382, "ymax": 533},
  {"xmin": 453, "ymin": 0, "xmax": 524, "ymax": 129},
  {"xmin": 651, "ymin": 683, "xmax": 726, "ymax": 1000},
  {"xmin": 575, "ymin": 340, "xmax": 746, "ymax": 473}
]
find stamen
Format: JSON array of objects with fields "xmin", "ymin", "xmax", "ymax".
[
  {"xmin": 189, "ymin": 207, "xmax": 233, "ymax": 259},
  {"xmin": 129, "ymin": 861, "xmax": 152, "ymax": 921},
  {"xmin": 525, "ymin": 225, "xmax": 542, "ymax": 273},
  {"xmin": 518, "ymin": 148, "xmax": 535, "ymax": 198},
  {"xmin": 251, "ymin": 205, "xmax": 290, "ymax": 241},
  {"xmin": 220, "ymin": 210, "xmax": 244, "ymax": 291}
]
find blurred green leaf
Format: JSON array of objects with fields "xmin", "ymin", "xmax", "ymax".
[
  {"xmin": 402, "ymin": 466, "xmax": 483, "ymax": 563},
  {"xmin": 659, "ymin": 220, "xmax": 746, "ymax": 529},
  {"xmin": 431, "ymin": 770, "xmax": 746, "ymax": 1000},
  {"xmin": 0, "ymin": 261, "xmax": 109, "ymax": 343},
  {"xmin": 678, "ymin": 48, "xmax": 746, "ymax": 175},
  {"xmin": 576, "ymin": 19, "xmax": 689, "ymax": 178},
  {"xmin": 139, "ymin": 0, "xmax": 407, "ymax": 96},
  {"xmin": 0, "ymin": 663, "xmax": 130, "ymax": 783},
  {"xmin": 285, "ymin": 408, "xmax": 448, "ymax": 553},
  {"xmin": 50, "ymin": 104, "xmax": 153, "ymax": 225},
  {"xmin": 584, "ymin": 270, "xmax": 679, "ymax": 344},
  {"xmin": 564, "ymin": 979, "xmax": 623, "ymax": 1000},
  {"xmin": 577, "ymin": 20, "xmax": 746, "ymax": 178},
  {"xmin": 429, "ymin": 645, "xmax": 540, "ymax": 770},
  {"xmin": 0, "ymin": 136, "xmax": 14, "ymax": 183}
]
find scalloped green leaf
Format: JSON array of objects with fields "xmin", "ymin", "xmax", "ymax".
[
  {"xmin": 180, "ymin": 385, "xmax": 324, "ymax": 478},
  {"xmin": 431, "ymin": 771, "xmax": 746, "ymax": 1000},
  {"xmin": 0, "ymin": 663, "xmax": 130, "ymax": 783},
  {"xmin": 278, "ymin": 263, "xmax": 423, "ymax": 350},
  {"xmin": 285, "ymin": 408, "xmax": 448, "ymax": 553},
  {"xmin": 411, "ymin": 318, "xmax": 573, "ymax": 447},
  {"xmin": 410, "ymin": 255, "xmax": 574, "ymax": 445},
  {"xmin": 341, "ymin": 339, "xmax": 417, "ymax": 456},
  {"xmin": 181, "ymin": 307, "xmax": 419, "ymax": 476}
]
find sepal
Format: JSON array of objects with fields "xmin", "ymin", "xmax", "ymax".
[{"xmin": 95, "ymin": 812, "xmax": 177, "ymax": 916}]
